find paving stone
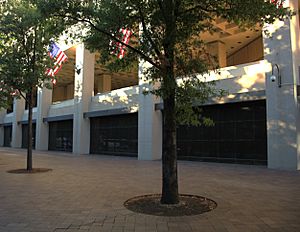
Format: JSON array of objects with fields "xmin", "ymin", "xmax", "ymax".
[{"xmin": 0, "ymin": 148, "xmax": 300, "ymax": 232}]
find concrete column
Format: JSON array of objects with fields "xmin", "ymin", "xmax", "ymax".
[
  {"xmin": 138, "ymin": 61, "xmax": 163, "ymax": 160},
  {"xmin": 263, "ymin": 0, "xmax": 300, "ymax": 170},
  {"xmin": 97, "ymin": 74, "xmax": 111, "ymax": 93},
  {"xmin": 35, "ymin": 86, "xmax": 52, "ymax": 150},
  {"xmin": 207, "ymin": 40, "xmax": 227, "ymax": 68},
  {"xmin": 0, "ymin": 109, "xmax": 6, "ymax": 146},
  {"xmin": 73, "ymin": 44, "xmax": 95, "ymax": 155},
  {"xmin": 11, "ymin": 97, "xmax": 25, "ymax": 148}
]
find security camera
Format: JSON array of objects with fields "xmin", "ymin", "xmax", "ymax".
[{"xmin": 270, "ymin": 75, "xmax": 276, "ymax": 82}]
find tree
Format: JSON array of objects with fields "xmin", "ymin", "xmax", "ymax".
[
  {"xmin": 38, "ymin": 0, "xmax": 291, "ymax": 204},
  {"xmin": 0, "ymin": 0, "xmax": 65, "ymax": 170}
]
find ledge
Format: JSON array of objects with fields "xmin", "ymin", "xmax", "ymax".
[
  {"xmin": 155, "ymin": 90, "xmax": 266, "ymax": 110},
  {"xmin": 18, "ymin": 119, "xmax": 37, "ymax": 125},
  {"xmin": 43, "ymin": 114, "xmax": 74, "ymax": 123},
  {"xmin": 84, "ymin": 107, "xmax": 134, "ymax": 118}
]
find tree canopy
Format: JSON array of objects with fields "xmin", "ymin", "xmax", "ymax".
[
  {"xmin": 37, "ymin": 0, "xmax": 291, "ymax": 124},
  {"xmin": 0, "ymin": 0, "xmax": 66, "ymax": 108},
  {"xmin": 0, "ymin": 0, "xmax": 66, "ymax": 170},
  {"xmin": 36, "ymin": 0, "xmax": 292, "ymax": 203}
]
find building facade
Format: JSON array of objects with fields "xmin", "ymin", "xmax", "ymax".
[{"xmin": 1, "ymin": 0, "xmax": 300, "ymax": 170}]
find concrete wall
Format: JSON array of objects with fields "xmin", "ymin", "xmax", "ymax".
[
  {"xmin": 212, "ymin": 60, "xmax": 268, "ymax": 94},
  {"xmin": 35, "ymin": 86, "xmax": 53, "ymax": 150},
  {"xmin": 138, "ymin": 61, "xmax": 163, "ymax": 161},
  {"xmin": 11, "ymin": 97, "xmax": 25, "ymax": 148},
  {"xmin": 21, "ymin": 108, "xmax": 37, "ymax": 122},
  {"xmin": 90, "ymin": 85, "xmax": 139, "ymax": 112},
  {"xmin": 48, "ymin": 99, "xmax": 75, "ymax": 117},
  {"xmin": 263, "ymin": 0, "xmax": 300, "ymax": 170}
]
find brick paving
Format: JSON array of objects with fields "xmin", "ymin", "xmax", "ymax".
[{"xmin": 0, "ymin": 147, "xmax": 300, "ymax": 232}]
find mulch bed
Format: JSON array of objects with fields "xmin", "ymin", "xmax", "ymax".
[
  {"xmin": 124, "ymin": 194, "xmax": 217, "ymax": 216},
  {"xmin": 7, "ymin": 168, "xmax": 52, "ymax": 174}
]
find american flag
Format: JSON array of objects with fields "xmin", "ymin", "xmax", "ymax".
[
  {"xmin": 110, "ymin": 28, "xmax": 132, "ymax": 59},
  {"xmin": 271, "ymin": 0, "xmax": 284, "ymax": 8},
  {"xmin": 46, "ymin": 41, "xmax": 68, "ymax": 80}
]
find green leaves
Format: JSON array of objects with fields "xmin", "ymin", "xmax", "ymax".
[
  {"xmin": 0, "ymin": 0, "xmax": 66, "ymax": 107},
  {"xmin": 35, "ymin": 0, "xmax": 291, "ymax": 126}
]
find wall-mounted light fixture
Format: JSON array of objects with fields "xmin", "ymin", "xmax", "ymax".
[
  {"xmin": 270, "ymin": 64, "xmax": 281, "ymax": 88},
  {"xmin": 75, "ymin": 64, "xmax": 82, "ymax": 75}
]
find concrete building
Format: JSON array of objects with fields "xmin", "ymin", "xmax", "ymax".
[{"xmin": 1, "ymin": 0, "xmax": 300, "ymax": 170}]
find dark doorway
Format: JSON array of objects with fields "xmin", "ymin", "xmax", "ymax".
[
  {"xmin": 48, "ymin": 120, "xmax": 73, "ymax": 152},
  {"xmin": 90, "ymin": 113, "xmax": 138, "ymax": 157},
  {"xmin": 22, "ymin": 124, "xmax": 36, "ymax": 149},
  {"xmin": 3, "ymin": 125, "xmax": 12, "ymax": 147},
  {"xmin": 177, "ymin": 100, "xmax": 267, "ymax": 165}
]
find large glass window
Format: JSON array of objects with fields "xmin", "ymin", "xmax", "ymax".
[
  {"xmin": 177, "ymin": 100, "xmax": 267, "ymax": 165},
  {"xmin": 90, "ymin": 113, "xmax": 138, "ymax": 156},
  {"xmin": 22, "ymin": 124, "xmax": 36, "ymax": 149},
  {"xmin": 48, "ymin": 120, "xmax": 73, "ymax": 152},
  {"xmin": 3, "ymin": 125, "xmax": 12, "ymax": 147}
]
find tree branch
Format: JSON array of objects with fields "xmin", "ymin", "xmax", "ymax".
[
  {"xmin": 54, "ymin": 13, "xmax": 161, "ymax": 70},
  {"xmin": 179, "ymin": 4, "xmax": 217, "ymax": 16},
  {"xmin": 20, "ymin": 29, "xmax": 32, "ymax": 73},
  {"xmin": 18, "ymin": 90, "xmax": 28, "ymax": 103},
  {"xmin": 32, "ymin": 26, "xmax": 37, "ymax": 83},
  {"xmin": 136, "ymin": 4, "xmax": 162, "ymax": 59},
  {"xmin": 156, "ymin": 0, "xmax": 167, "ymax": 22}
]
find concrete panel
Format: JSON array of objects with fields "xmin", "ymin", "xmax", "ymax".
[
  {"xmin": 264, "ymin": 0, "xmax": 300, "ymax": 170},
  {"xmin": 48, "ymin": 99, "xmax": 75, "ymax": 117},
  {"xmin": 11, "ymin": 97, "xmax": 25, "ymax": 148},
  {"xmin": 36, "ymin": 86, "xmax": 52, "ymax": 150},
  {"xmin": 73, "ymin": 44, "xmax": 95, "ymax": 155},
  {"xmin": 90, "ymin": 86, "xmax": 139, "ymax": 112},
  {"xmin": 138, "ymin": 61, "xmax": 163, "ymax": 160}
]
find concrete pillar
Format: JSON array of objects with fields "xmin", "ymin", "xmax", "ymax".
[
  {"xmin": 97, "ymin": 74, "xmax": 111, "ymax": 93},
  {"xmin": 0, "ymin": 109, "xmax": 6, "ymax": 146},
  {"xmin": 73, "ymin": 44, "xmax": 95, "ymax": 155},
  {"xmin": 138, "ymin": 61, "xmax": 163, "ymax": 160},
  {"xmin": 264, "ymin": 0, "xmax": 300, "ymax": 170},
  {"xmin": 11, "ymin": 97, "xmax": 25, "ymax": 148},
  {"xmin": 207, "ymin": 40, "xmax": 227, "ymax": 68},
  {"xmin": 35, "ymin": 86, "xmax": 52, "ymax": 150}
]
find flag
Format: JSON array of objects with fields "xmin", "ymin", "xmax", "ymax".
[
  {"xmin": 46, "ymin": 41, "xmax": 68, "ymax": 83},
  {"xmin": 271, "ymin": 0, "xmax": 284, "ymax": 8},
  {"xmin": 110, "ymin": 28, "xmax": 132, "ymax": 59}
]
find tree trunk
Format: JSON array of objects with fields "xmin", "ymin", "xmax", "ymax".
[
  {"xmin": 160, "ymin": 0, "xmax": 179, "ymax": 205},
  {"xmin": 27, "ymin": 89, "xmax": 33, "ymax": 171},
  {"xmin": 161, "ymin": 90, "xmax": 179, "ymax": 204}
]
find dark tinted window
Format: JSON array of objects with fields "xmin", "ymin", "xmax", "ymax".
[
  {"xmin": 177, "ymin": 100, "xmax": 267, "ymax": 165},
  {"xmin": 22, "ymin": 124, "xmax": 36, "ymax": 149},
  {"xmin": 49, "ymin": 120, "xmax": 73, "ymax": 152},
  {"xmin": 90, "ymin": 113, "xmax": 138, "ymax": 157},
  {"xmin": 4, "ymin": 126, "xmax": 12, "ymax": 147}
]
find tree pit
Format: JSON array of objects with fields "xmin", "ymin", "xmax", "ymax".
[
  {"xmin": 124, "ymin": 194, "xmax": 217, "ymax": 216},
  {"xmin": 7, "ymin": 168, "xmax": 52, "ymax": 174}
]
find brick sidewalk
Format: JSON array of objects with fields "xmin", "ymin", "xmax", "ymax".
[{"xmin": 0, "ymin": 148, "xmax": 300, "ymax": 232}]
